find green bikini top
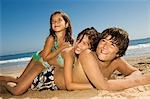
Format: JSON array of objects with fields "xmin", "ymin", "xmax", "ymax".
[{"xmin": 51, "ymin": 39, "xmax": 64, "ymax": 66}]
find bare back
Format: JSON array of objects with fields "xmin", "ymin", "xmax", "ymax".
[
  {"xmin": 73, "ymin": 58, "xmax": 90, "ymax": 83},
  {"xmin": 54, "ymin": 67, "xmax": 66, "ymax": 89}
]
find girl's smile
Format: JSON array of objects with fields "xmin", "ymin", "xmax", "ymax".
[
  {"xmin": 74, "ymin": 35, "xmax": 90, "ymax": 55},
  {"xmin": 52, "ymin": 14, "xmax": 68, "ymax": 32}
]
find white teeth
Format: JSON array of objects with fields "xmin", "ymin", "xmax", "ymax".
[
  {"xmin": 101, "ymin": 51, "xmax": 108, "ymax": 54},
  {"xmin": 76, "ymin": 47, "xmax": 80, "ymax": 51},
  {"xmin": 101, "ymin": 49, "xmax": 108, "ymax": 54},
  {"xmin": 76, "ymin": 49, "xmax": 80, "ymax": 52},
  {"xmin": 102, "ymin": 51, "xmax": 107, "ymax": 54}
]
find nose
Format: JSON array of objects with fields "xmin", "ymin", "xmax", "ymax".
[
  {"xmin": 54, "ymin": 21, "xmax": 58, "ymax": 24},
  {"xmin": 52, "ymin": 20, "xmax": 60, "ymax": 25},
  {"xmin": 101, "ymin": 41, "xmax": 108, "ymax": 49},
  {"xmin": 77, "ymin": 42, "xmax": 82, "ymax": 48}
]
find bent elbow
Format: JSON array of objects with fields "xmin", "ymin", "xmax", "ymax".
[
  {"xmin": 94, "ymin": 83, "xmax": 110, "ymax": 91},
  {"xmin": 12, "ymin": 92, "xmax": 22, "ymax": 96},
  {"xmin": 66, "ymin": 84, "xmax": 74, "ymax": 91},
  {"xmin": 96, "ymin": 86, "xmax": 109, "ymax": 90},
  {"xmin": 11, "ymin": 87, "xmax": 27, "ymax": 96},
  {"xmin": 12, "ymin": 90, "xmax": 24, "ymax": 96}
]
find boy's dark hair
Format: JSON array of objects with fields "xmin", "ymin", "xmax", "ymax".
[
  {"xmin": 77, "ymin": 27, "xmax": 100, "ymax": 51},
  {"xmin": 101, "ymin": 27, "xmax": 129, "ymax": 57},
  {"xmin": 49, "ymin": 11, "xmax": 74, "ymax": 45}
]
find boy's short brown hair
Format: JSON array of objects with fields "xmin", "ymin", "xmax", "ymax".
[{"xmin": 101, "ymin": 27, "xmax": 129, "ymax": 57}]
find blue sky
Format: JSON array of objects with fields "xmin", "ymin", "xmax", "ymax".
[{"xmin": 1, "ymin": 0, "xmax": 150, "ymax": 55}]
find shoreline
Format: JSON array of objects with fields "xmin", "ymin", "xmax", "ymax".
[{"xmin": 0, "ymin": 55, "xmax": 150, "ymax": 99}]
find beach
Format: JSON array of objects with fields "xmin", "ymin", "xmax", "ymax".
[{"xmin": 0, "ymin": 55, "xmax": 150, "ymax": 99}]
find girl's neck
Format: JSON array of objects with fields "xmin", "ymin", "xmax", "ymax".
[{"xmin": 56, "ymin": 31, "xmax": 66, "ymax": 40}]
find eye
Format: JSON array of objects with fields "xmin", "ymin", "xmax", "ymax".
[
  {"xmin": 51, "ymin": 20, "xmax": 55, "ymax": 24},
  {"xmin": 81, "ymin": 41, "xmax": 86, "ymax": 45},
  {"xmin": 100, "ymin": 39, "xmax": 105, "ymax": 43},
  {"xmin": 80, "ymin": 41, "xmax": 86, "ymax": 46},
  {"xmin": 111, "ymin": 43, "xmax": 115, "ymax": 46},
  {"xmin": 110, "ymin": 43, "xmax": 117, "ymax": 49},
  {"xmin": 58, "ymin": 18, "xmax": 62, "ymax": 22}
]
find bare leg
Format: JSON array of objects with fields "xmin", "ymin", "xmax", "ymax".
[
  {"xmin": 0, "ymin": 59, "xmax": 36, "ymax": 83},
  {"xmin": 17, "ymin": 51, "xmax": 44, "ymax": 82},
  {"xmin": 17, "ymin": 58, "xmax": 36, "ymax": 82},
  {"xmin": 2, "ymin": 62, "xmax": 44, "ymax": 95}
]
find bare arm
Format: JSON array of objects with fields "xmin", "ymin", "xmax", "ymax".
[
  {"xmin": 79, "ymin": 49, "xmax": 143, "ymax": 91},
  {"xmin": 63, "ymin": 48, "xmax": 93, "ymax": 91},
  {"xmin": 40, "ymin": 36, "xmax": 69, "ymax": 61},
  {"xmin": 115, "ymin": 58, "xmax": 142, "ymax": 79},
  {"xmin": 106, "ymin": 73, "xmax": 150, "ymax": 90}
]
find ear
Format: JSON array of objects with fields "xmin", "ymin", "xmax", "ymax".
[{"xmin": 65, "ymin": 22, "xmax": 69, "ymax": 28}]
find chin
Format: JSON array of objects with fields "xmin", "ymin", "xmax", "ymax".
[
  {"xmin": 98, "ymin": 55, "xmax": 106, "ymax": 61},
  {"xmin": 98, "ymin": 57, "xmax": 106, "ymax": 62}
]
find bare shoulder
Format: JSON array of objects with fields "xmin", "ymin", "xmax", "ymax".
[
  {"xmin": 43, "ymin": 35, "xmax": 54, "ymax": 51},
  {"xmin": 79, "ymin": 49, "xmax": 95, "ymax": 59},
  {"xmin": 63, "ymin": 47, "xmax": 74, "ymax": 53},
  {"xmin": 46, "ymin": 35, "xmax": 54, "ymax": 42},
  {"xmin": 111, "ymin": 57, "xmax": 129, "ymax": 69},
  {"xmin": 62, "ymin": 47, "xmax": 74, "ymax": 56},
  {"xmin": 113, "ymin": 57, "xmax": 127, "ymax": 64},
  {"xmin": 80, "ymin": 49, "xmax": 93, "ymax": 56}
]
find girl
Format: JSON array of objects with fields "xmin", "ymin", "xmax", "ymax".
[
  {"xmin": 19, "ymin": 11, "xmax": 74, "ymax": 81},
  {"xmin": 63, "ymin": 27, "xmax": 100, "ymax": 90},
  {"xmin": 1, "ymin": 11, "xmax": 74, "ymax": 95}
]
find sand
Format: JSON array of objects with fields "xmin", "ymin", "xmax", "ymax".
[{"xmin": 0, "ymin": 55, "xmax": 150, "ymax": 99}]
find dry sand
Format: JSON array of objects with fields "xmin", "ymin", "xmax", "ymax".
[{"xmin": 0, "ymin": 55, "xmax": 150, "ymax": 99}]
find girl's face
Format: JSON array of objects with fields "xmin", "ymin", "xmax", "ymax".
[
  {"xmin": 96, "ymin": 35, "xmax": 119, "ymax": 62},
  {"xmin": 51, "ymin": 14, "xmax": 68, "ymax": 32},
  {"xmin": 74, "ymin": 35, "xmax": 91, "ymax": 54}
]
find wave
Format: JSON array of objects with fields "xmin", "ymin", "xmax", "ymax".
[
  {"xmin": 0, "ymin": 57, "xmax": 31, "ymax": 64},
  {"xmin": 128, "ymin": 43, "xmax": 150, "ymax": 50},
  {"xmin": 0, "ymin": 43, "xmax": 150, "ymax": 65}
]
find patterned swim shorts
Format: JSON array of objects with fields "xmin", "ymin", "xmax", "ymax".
[{"xmin": 31, "ymin": 66, "xmax": 59, "ymax": 91}]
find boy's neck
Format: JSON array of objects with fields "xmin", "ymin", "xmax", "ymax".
[
  {"xmin": 95, "ymin": 55, "xmax": 113, "ymax": 68},
  {"xmin": 99, "ymin": 60, "xmax": 111, "ymax": 68}
]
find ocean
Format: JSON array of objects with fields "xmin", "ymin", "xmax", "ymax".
[{"xmin": 0, "ymin": 38, "xmax": 150, "ymax": 67}]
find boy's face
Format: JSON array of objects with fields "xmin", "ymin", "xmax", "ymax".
[
  {"xmin": 96, "ymin": 35, "xmax": 119, "ymax": 62},
  {"xmin": 74, "ymin": 35, "xmax": 91, "ymax": 54},
  {"xmin": 51, "ymin": 14, "xmax": 68, "ymax": 32}
]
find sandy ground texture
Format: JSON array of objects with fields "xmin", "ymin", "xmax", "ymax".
[{"xmin": 0, "ymin": 55, "xmax": 150, "ymax": 99}]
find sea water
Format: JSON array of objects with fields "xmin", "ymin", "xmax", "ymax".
[{"xmin": 0, "ymin": 38, "xmax": 150, "ymax": 68}]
